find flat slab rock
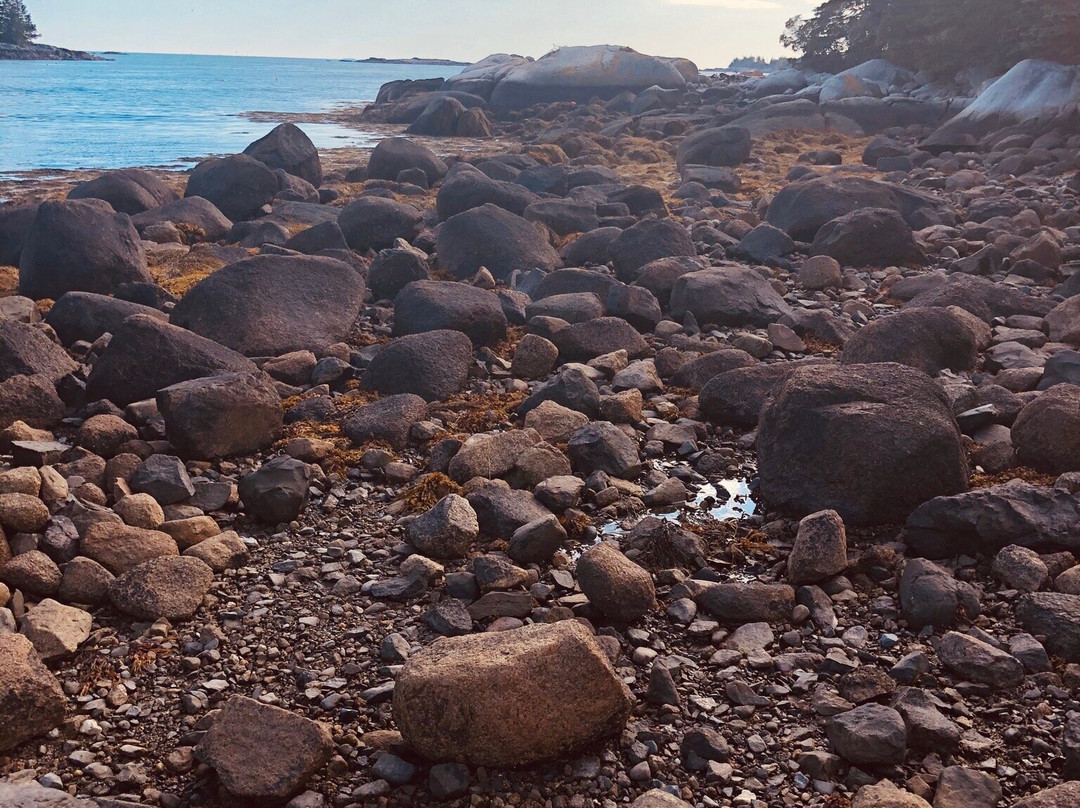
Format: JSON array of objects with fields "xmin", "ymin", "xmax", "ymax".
[{"xmin": 194, "ymin": 695, "xmax": 334, "ymax": 801}]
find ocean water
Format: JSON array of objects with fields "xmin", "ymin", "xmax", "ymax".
[{"xmin": 0, "ymin": 52, "xmax": 461, "ymax": 174}]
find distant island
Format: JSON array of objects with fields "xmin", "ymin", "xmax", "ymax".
[
  {"xmin": 342, "ymin": 56, "xmax": 469, "ymax": 66},
  {"xmin": 0, "ymin": 42, "xmax": 105, "ymax": 60}
]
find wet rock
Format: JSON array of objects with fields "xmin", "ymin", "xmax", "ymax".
[
  {"xmin": 195, "ymin": 695, "xmax": 333, "ymax": 801},
  {"xmin": 158, "ymin": 372, "xmax": 282, "ymax": 460},
  {"xmin": 362, "ymin": 330, "xmax": 473, "ymax": 402},
  {"xmin": 577, "ymin": 542, "xmax": 656, "ymax": 622},
  {"xmin": 787, "ymin": 509, "xmax": 847, "ymax": 585},
  {"xmin": 826, "ymin": 703, "xmax": 907, "ymax": 765},
  {"xmin": 238, "ymin": 456, "xmax": 312, "ymax": 523},
  {"xmin": 392, "ymin": 620, "xmax": 633, "ymax": 766},
  {"xmin": 406, "ymin": 495, "xmax": 479, "ymax": 559},
  {"xmin": 0, "ymin": 634, "xmax": 66, "ymax": 752},
  {"xmin": 936, "ymin": 631, "xmax": 1024, "ymax": 688},
  {"xmin": 758, "ymin": 362, "xmax": 968, "ymax": 525}
]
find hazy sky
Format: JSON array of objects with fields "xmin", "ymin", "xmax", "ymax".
[{"xmin": 33, "ymin": 0, "xmax": 816, "ymax": 67}]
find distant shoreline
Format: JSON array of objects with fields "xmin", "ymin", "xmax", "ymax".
[
  {"xmin": 0, "ymin": 43, "xmax": 106, "ymax": 61},
  {"xmin": 343, "ymin": 57, "xmax": 469, "ymax": 66}
]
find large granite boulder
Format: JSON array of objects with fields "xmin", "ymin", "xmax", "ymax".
[
  {"xmin": 85, "ymin": 314, "xmax": 257, "ymax": 406},
  {"xmin": 0, "ymin": 320, "xmax": 78, "ymax": 382},
  {"xmin": 184, "ymin": 154, "xmax": 278, "ymax": 221},
  {"xmin": 393, "ymin": 621, "xmax": 633, "ymax": 765},
  {"xmin": 365, "ymin": 137, "xmax": 448, "ymax": 185},
  {"xmin": 19, "ymin": 200, "xmax": 150, "ymax": 300},
  {"xmin": 810, "ymin": 208, "xmax": 925, "ymax": 267},
  {"xmin": 488, "ymin": 45, "xmax": 687, "ymax": 110},
  {"xmin": 67, "ymin": 168, "xmax": 179, "ymax": 215},
  {"xmin": 131, "ymin": 196, "xmax": 232, "ymax": 243},
  {"xmin": 393, "ymin": 280, "xmax": 507, "ymax": 346},
  {"xmin": 0, "ymin": 634, "xmax": 66, "ymax": 752},
  {"xmin": 757, "ymin": 363, "xmax": 968, "ymax": 525},
  {"xmin": 1012, "ymin": 385, "xmax": 1080, "ymax": 473},
  {"xmin": 338, "ymin": 197, "xmax": 423, "ymax": 252},
  {"xmin": 44, "ymin": 291, "xmax": 166, "ymax": 346},
  {"xmin": 436, "ymin": 165, "xmax": 538, "ymax": 220},
  {"xmin": 169, "ymin": 254, "xmax": 365, "ymax": 356},
  {"xmin": 362, "ymin": 330, "xmax": 473, "ymax": 402},
  {"xmin": 669, "ymin": 266, "xmax": 792, "ymax": 328},
  {"xmin": 437, "ymin": 203, "xmax": 560, "ymax": 280},
  {"xmin": 766, "ymin": 175, "xmax": 954, "ymax": 241},
  {"xmin": 243, "ymin": 123, "xmax": 322, "ymax": 187},
  {"xmin": 841, "ymin": 307, "xmax": 984, "ymax": 376},
  {"xmin": 676, "ymin": 126, "xmax": 752, "ymax": 168}
]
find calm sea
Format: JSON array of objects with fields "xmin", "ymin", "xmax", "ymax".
[{"xmin": 0, "ymin": 52, "xmax": 461, "ymax": 175}]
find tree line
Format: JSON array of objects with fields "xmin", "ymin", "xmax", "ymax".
[
  {"xmin": 0, "ymin": 0, "xmax": 38, "ymax": 47},
  {"xmin": 782, "ymin": 0, "xmax": 1080, "ymax": 77}
]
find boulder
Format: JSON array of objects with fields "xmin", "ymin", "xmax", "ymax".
[
  {"xmin": 787, "ymin": 509, "xmax": 847, "ymax": 584},
  {"xmin": 243, "ymin": 123, "xmax": 322, "ymax": 186},
  {"xmin": 0, "ymin": 634, "xmax": 66, "ymax": 752},
  {"xmin": 0, "ymin": 203, "xmax": 38, "ymax": 267},
  {"xmin": 81, "ymin": 522, "xmax": 179, "ymax": 575},
  {"xmin": 553, "ymin": 317, "xmax": 649, "ymax": 363},
  {"xmin": 130, "ymin": 454, "xmax": 195, "ymax": 504},
  {"xmin": 577, "ymin": 542, "xmax": 656, "ymax": 622},
  {"xmin": 0, "ymin": 320, "xmax": 78, "ymax": 382},
  {"xmin": 757, "ymin": 363, "xmax": 968, "ymax": 525},
  {"xmin": 924, "ymin": 60, "xmax": 1080, "ymax": 149},
  {"xmin": 338, "ymin": 197, "xmax": 423, "ymax": 252},
  {"xmin": 676, "ymin": 126, "xmax": 752, "ymax": 168},
  {"xmin": 699, "ymin": 361, "xmax": 828, "ymax": 428},
  {"xmin": 109, "ymin": 555, "xmax": 213, "ymax": 620},
  {"xmin": 436, "ymin": 167, "xmax": 538, "ymax": 220},
  {"xmin": 669, "ymin": 267, "xmax": 791, "ymax": 328},
  {"xmin": 158, "ymin": 372, "xmax": 282, "ymax": 459},
  {"xmin": 0, "ymin": 550, "xmax": 61, "ymax": 598},
  {"xmin": 568, "ymin": 421, "xmax": 641, "ymax": 478},
  {"xmin": 696, "ymin": 581, "xmax": 795, "ymax": 624},
  {"xmin": 368, "ymin": 244, "xmax": 430, "ymax": 300},
  {"xmin": 67, "ymin": 168, "xmax": 179, "ymax": 215},
  {"xmin": 238, "ymin": 456, "xmax": 312, "ymax": 524},
  {"xmin": 905, "ymin": 273, "xmax": 1055, "ymax": 323},
  {"xmin": 85, "ymin": 314, "xmax": 257, "ymax": 407},
  {"xmin": 766, "ymin": 175, "xmax": 953, "ymax": 241},
  {"xmin": 1045, "ymin": 296, "xmax": 1080, "ymax": 347},
  {"xmin": 1011, "ymin": 782, "xmax": 1080, "ymax": 808},
  {"xmin": 1017, "ymin": 593, "xmax": 1080, "ymax": 663},
  {"xmin": 0, "ymin": 374, "xmax": 64, "ymax": 431},
  {"xmin": 343, "ymin": 394, "xmax": 428, "ymax": 449},
  {"xmin": 827, "ymin": 704, "xmax": 907, "ymax": 765},
  {"xmin": 610, "ymin": 219, "xmax": 696, "ymax": 282},
  {"xmin": 184, "ymin": 154, "xmax": 278, "ymax": 221},
  {"xmin": 366, "ymin": 138, "xmax": 448, "ymax": 186},
  {"xmin": 904, "ymin": 481, "xmax": 1080, "ymax": 557},
  {"xmin": 406, "ymin": 494, "xmax": 479, "ymax": 559},
  {"xmin": 393, "ymin": 280, "xmax": 507, "ymax": 346},
  {"xmin": 170, "ymin": 254, "xmax": 365, "ymax": 356},
  {"xmin": 393, "ymin": 621, "xmax": 633, "ymax": 765},
  {"xmin": 842, "ymin": 307, "xmax": 983, "ymax": 375},
  {"xmin": 448, "ymin": 429, "xmax": 542, "ymax": 483},
  {"xmin": 437, "ymin": 203, "xmax": 560, "ymax": 281},
  {"xmin": 525, "ymin": 199, "xmax": 598, "ymax": 237},
  {"xmin": 810, "ymin": 208, "xmax": 925, "ymax": 267},
  {"xmin": 362, "ymin": 330, "xmax": 473, "ymax": 402},
  {"xmin": 131, "ymin": 196, "xmax": 232, "ymax": 242},
  {"xmin": 195, "ymin": 695, "xmax": 333, "ymax": 801},
  {"xmin": 44, "ymin": 291, "xmax": 166, "ymax": 346},
  {"xmin": 518, "ymin": 367, "xmax": 600, "ymax": 418},
  {"xmin": 0, "ymin": 782, "xmax": 97, "ymax": 806},
  {"xmin": 899, "ymin": 558, "xmax": 981, "ymax": 629},
  {"xmin": 937, "ymin": 631, "xmax": 1024, "ymax": 688},
  {"xmin": 671, "ymin": 349, "xmax": 758, "ymax": 390},
  {"xmin": 1012, "ymin": 385, "xmax": 1080, "ymax": 473},
  {"xmin": 17, "ymin": 598, "xmax": 92, "ymax": 661},
  {"xmin": 489, "ymin": 45, "xmax": 686, "ymax": 110},
  {"xmin": 19, "ymin": 200, "xmax": 150, "ymax": 300}
]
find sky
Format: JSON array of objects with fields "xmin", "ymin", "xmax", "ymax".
[{"xmin": 32, "ymin": 0, "xmax": 818, "ymax": 67}]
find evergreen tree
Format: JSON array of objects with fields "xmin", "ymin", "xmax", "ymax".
[{"xmin": 0, "ymin": 0, "xmax": 39, "ymax": 47}]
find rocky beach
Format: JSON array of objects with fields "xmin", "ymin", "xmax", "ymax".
[{"xmin": 0, "ymin": 36, "xmax": 1079, "ymax": 808}]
